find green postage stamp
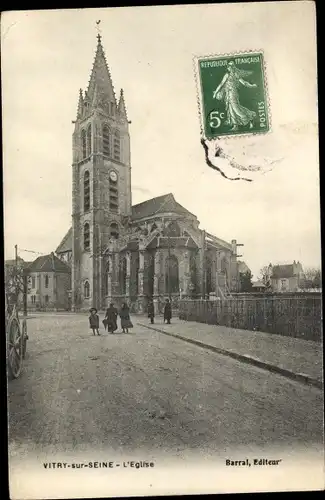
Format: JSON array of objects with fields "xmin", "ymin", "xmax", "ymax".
[{"xmin": 196, "ymin": 51, "xmax": 270, "ymax": 139}]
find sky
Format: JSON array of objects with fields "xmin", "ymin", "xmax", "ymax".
[{"xmin": 1, "ymin": 2, "xmax": 321, "ymax": 278}]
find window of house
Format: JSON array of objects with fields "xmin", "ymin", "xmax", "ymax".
[
  {"xmin": 84, "ymin": 223, "xmax": 90, "ymax": 251},
  {"xmin": 86, "ymin": 124, "xmax": 92, "ymax": 157},
  {"xmin": 109, "ymin": 173, "xmax": 119, "ymax": 212},
  {"xmin": 113, "ymin": 130, "xmax": 120, "ymax": 161},
  {"xmin": 45, "ymin": 295, "xmax": 49, "ymax": 304},
  {"xmin": 110, "ymin": 102, "xmax": 114, "ymax": 115},
  {"xmin": 81, "ymin": 129, "xmax": 87, "ymax": 159},
  {"xmin": 110, "ymin": 222, "xmax": 119, "ymax": 239},
  {"xmin": 103, "ymin": 124, "xmax": 111, "ymax": 156},
  {"xmin": 84, "ymin": 280, "xmax": 90, "ymax": 298},
  {"xmin": 281, "ymin": 279, "xmax": 287, "ymax": 290},
  {"xmin": 84, "ymin": 170, "xmax": 90, "ymax": 212},
  {"xmin": 32, "ymin": 277, "xmax": 35, "ymax": 289},
  {"xmin": 45, "ymin": 274, "xmax": 49, "ymax": 288},
  {"xmin": 31, "ymin": 295, "xmax": 36, "ymax": 304}
]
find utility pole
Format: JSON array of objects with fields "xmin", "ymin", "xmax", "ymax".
[
  {"xmin": 167, "ymin": 229, "xmax": 171, "ymax": 301},
  {"xmin": 202, "ymin": 231, "xmax": 206, "ymax": 299}
]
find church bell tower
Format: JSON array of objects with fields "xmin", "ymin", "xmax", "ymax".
[{"xmin": 71, "ymin": 34, "xmax": 131, "ymax": 310}]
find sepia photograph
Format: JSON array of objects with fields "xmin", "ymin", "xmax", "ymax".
[{"xmin": 2, "ymin": 2, "xmax": 323, "ymax": 498}]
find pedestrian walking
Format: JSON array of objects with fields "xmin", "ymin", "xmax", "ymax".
[
  {"xmin": 147, "ymin": 299, "xmax": 155, "ymax": 324},
  {"xmin": 104, "ymin": 303, "xmax": 118, "ymax": 334},
  {"xmin": 164, "ymin": 298, "xmax": 172, "ymax": 324},
  {"xmin": 119, "ymin": 302, "xmax": 133, "ymax": 333},
  {"xmin": 89, "ymin": 308, "xmax": 100, "ymax": 336}
]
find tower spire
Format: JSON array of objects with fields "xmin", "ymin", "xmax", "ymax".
[
  {"xmin": 118, "ymin": 88, "xmax": 128, "ymax": 120},
  {"xmin": 76, "ymin": 88, "xmax": 83, "ymax": 119},
  {"xmin": 86, "ymin": 32, "xmax": 117, "ymax": 107}
]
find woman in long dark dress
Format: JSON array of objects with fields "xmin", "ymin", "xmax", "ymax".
[
  {"xmin": 104, "ymin": 303, "xmax": 118, "ymax": 334},
  {"xmin": 119, "ymin": 303, "xmax": 133, "ymax": 334},
  {"xmin": 164, "ymin": 298, "xmax": 172, "ymax": 324}
]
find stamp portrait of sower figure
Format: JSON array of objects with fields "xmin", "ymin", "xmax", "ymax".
[{"xmin": 213, "ymin": 60, "xmax": 257, "ymax": 132}]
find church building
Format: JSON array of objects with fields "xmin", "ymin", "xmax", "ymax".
[{"xmin": 56, "ymin": 34, "xmax": 242, "ymax": 312}]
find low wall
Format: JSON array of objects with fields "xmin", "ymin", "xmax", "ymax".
[{"xmin": 179, "ymin": 295, "xmax": 322, "ymax": 342}]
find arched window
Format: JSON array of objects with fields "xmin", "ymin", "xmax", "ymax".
[
  {"xmin": 86, "ymin": 124, "xmax": 92, "ymax": 156},
  {"xmin": 221, "ymin": 257, "xmax": 228, "ymax": 273},
  {"xmin": 206, "ymin": 261, "xmax": 212, "ymax": 294},
  {"xmin": 109, "ymin": 172, "xmax": 119, "ymax": 212},
  {"xmin": 110, "ymin": 222, "xmax": 119, "ymax": 239},
  {"xmin": 148, "ymin": 253, "xmax": 155, "ymax": 297},
  {"xmin": 102, "ymin": 124, "xmax": 111, "ymax": 156},
  {"xmin": 81, "ymin": 129, "xmax": 87, "ymax": 159},
  {"xmin": 44, "ymin": 274, "xmax": 49, "ymax": 288},
  {"xmin": 84, "ymin": 280, "xmax": 90, "ymax": 299},
  {"xmin": 84, "ymin": 170, "xmax": 90, "ymax": 212},
  {"xmin": 104, "ymin": 260, "xmax": 110, "ymax": 296},
  {"xmin": 190, "ymin": 253, "xmax": 197, "ymax": 295},
  {"xmin": 84, "ymin": 223, "xmax": 90, "ymax": 251},
  {"xmin": 119, "ymin": 256, "xmax": 127, "ymax": 295},
  {"xmin": 113, "ymin": 130, "xmax": 120, "ymax": 161},
  {"xmin": 165, "ymin": 255, "xmax": 179, "ymax": 294}
]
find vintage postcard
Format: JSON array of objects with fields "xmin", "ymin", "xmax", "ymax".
[{"xmin": 2, "ymin": 2, "xmax": 323, "ymax": 499}]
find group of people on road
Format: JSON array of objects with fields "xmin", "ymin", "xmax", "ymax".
[
  {"xmin": 89, "ymin": 302, "xmax": 133, "ymax": 336},
  {"xmin": 147, "ymin": 298, "xmax": 172, "ymax": 325},
  {"xmin": 89, "ymin": 298, "xmax": 172, "ymax": 336}
]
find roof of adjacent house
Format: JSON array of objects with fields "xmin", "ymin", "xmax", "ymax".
[
  {"xmin": 132, "ymin": 193, "xmax": 196, "ymax": 221},
  {"xmin": 237, "ymin": 260, "xmax": 251, "ymax": 273},
  {"xmin": 271, "ymin": 264, "xmax": 296, "ymax": 279},
  {"xmin": 56, "ymin": 227, "xmax": 72, "ymax": 254},
  {"xmin": 252, "ymin": 280, "xmax": 266, "ymax": 288},
  {"xmin": 27, "ymin": 253, "xmax": 71, "ymax": 273}
]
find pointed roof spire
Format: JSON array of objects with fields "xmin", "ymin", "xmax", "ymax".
[
  {"xmin": 86, "ymin": 34, "xmax": 116, "ymax": 107},
  {"xmin": 76, "ymin": 88, "xmax": 83, "ymax": 119},
  {"xmin": 118, "ymin": 88, "xmax": 128, "ymax": 120}
]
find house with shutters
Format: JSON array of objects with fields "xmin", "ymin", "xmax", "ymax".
[
  {"xmin": 26, "ymin": 253, "xmax": 71, "ymax": 310},
  {"xmin": 55, "ymin": 34, "xmax": 242, "ymax": 312},
  {"xmin": 270, "ymin": 261, "xmax": 304, "ymax": 292}
]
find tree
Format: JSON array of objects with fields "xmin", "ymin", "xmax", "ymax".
[
  {"xmin": 259, "ymin": 265, "xmax": 272, "ymax": 289},
  {"xmin": 300, "ymin": 267, "xmax": 322, "ymax": 290},
  {"xmin": 5, "ymin": 258, "xmax": 29, "ymax": 308},
  {"xmin": 239, "ymin": 271, "xmax": 253, "ymax": 292}
]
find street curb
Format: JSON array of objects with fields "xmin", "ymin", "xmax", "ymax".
[{"xmin": 138, "ymin": 323, "xmax": 323, "ymax": 391}]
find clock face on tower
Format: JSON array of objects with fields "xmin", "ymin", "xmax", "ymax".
[{"xmin": 109, "ymin": 170, "xmax": 118, "ymax": 182}]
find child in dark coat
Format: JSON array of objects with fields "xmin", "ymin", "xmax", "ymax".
[
  {"xmin": 89, "ymin": 308, "xmax": 100, "ymax": 335},
  {"xmin": 147, "ymin": 300, "xmax": 155, "ymax": 324}
]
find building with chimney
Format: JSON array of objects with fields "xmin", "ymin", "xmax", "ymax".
[{"xmin": 56, "ymin": 34, "xmax": 242, "ymax": 312}]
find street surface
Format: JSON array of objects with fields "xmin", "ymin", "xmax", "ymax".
[{"xmin": 8, "ymin": 314, "xmax": 323, "ymax": 459}]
